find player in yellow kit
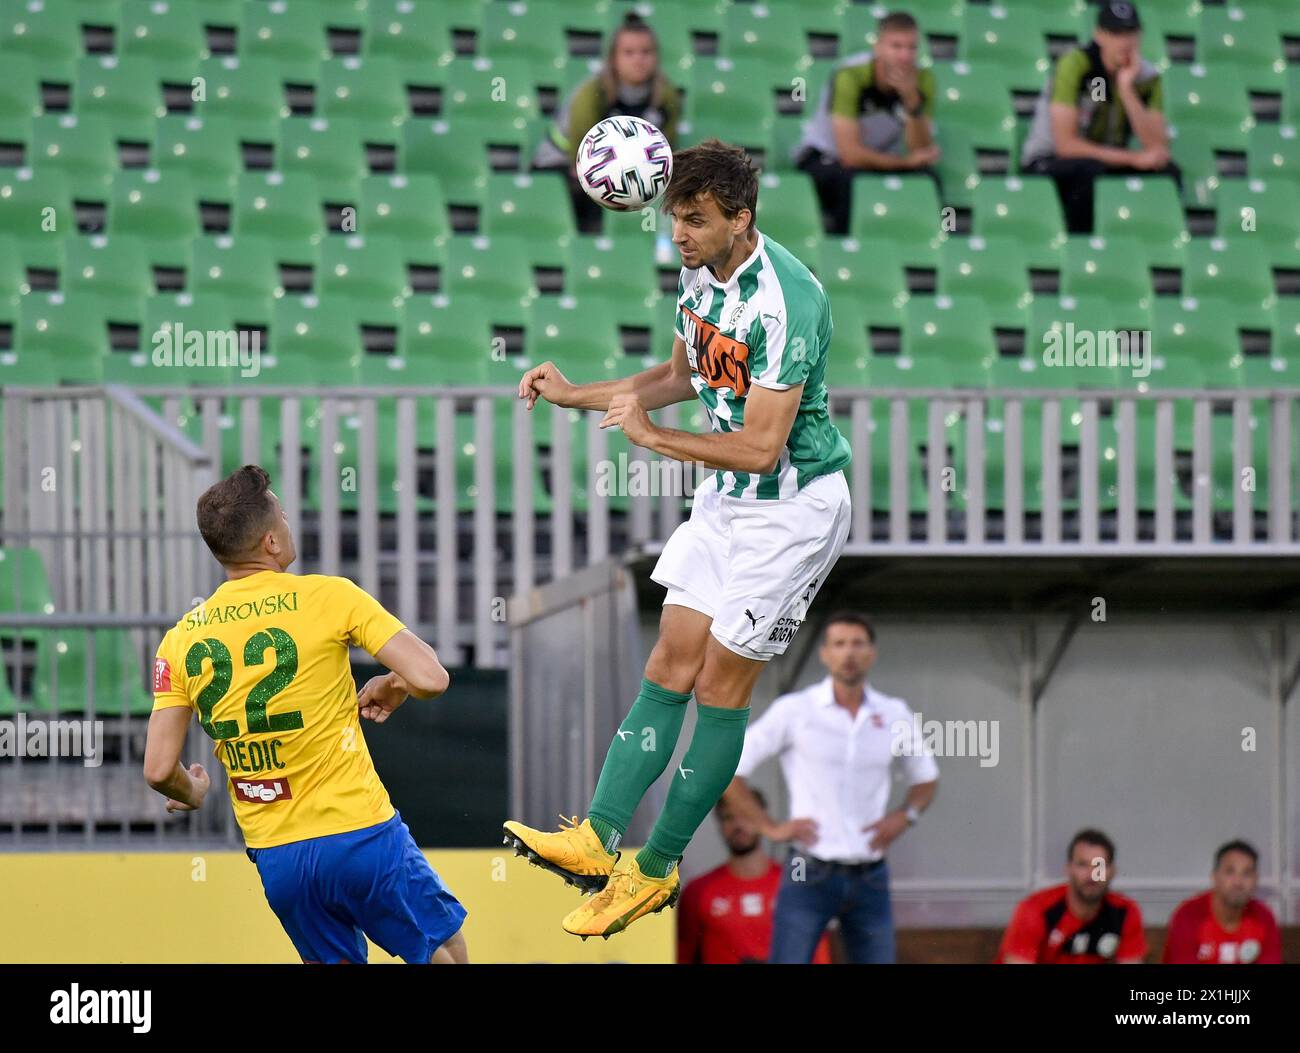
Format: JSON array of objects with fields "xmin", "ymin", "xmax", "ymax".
[{"xmin": 143, "ymin": 465, "xmax": 468, "ymax": 964}]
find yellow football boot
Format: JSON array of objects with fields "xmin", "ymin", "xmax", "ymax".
[
  {"xmin": 502, "ymin": 815, "xmax": 617, "ymax": 893},
  {"xmin": 561, "ymin": 856, "xmax": 681, "ymax": 940}
]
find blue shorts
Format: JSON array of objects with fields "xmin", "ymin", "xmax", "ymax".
[{"xmin": 246, "ymin": 811, "xmax": 467, "ymax": 964}]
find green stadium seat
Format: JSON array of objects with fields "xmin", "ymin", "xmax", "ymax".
[
  {"xmin": 318, "ymin": 56, "xmax": 407, "ymax": 132},
  {"xmin": 1163, "ymin": 64, "xmax": 1253, "ymax": 153},
  {"xmin": 817, "ymin": 237, "xmax": 909, "ymax": 313},
  {"xmin": 1196, "ymin": 7, "xmax": 1285, "ymax": 94},
  {"xmin": 971, "ymin": 176, "xmax": 1066, "ymax": 270},
  {"xmin": 755, "ymin": 172, "xmax": 821, "ymax": 258},
  {"xmin": 902, "ymin": 295, "xmax": 996, "ymax": 383},
  {"xmin": 936, "ymin": 235, "xmax": 1032, "ymax": 331},
  {"xmin": 0, "ymin": 547, "xmax": 56, "ymax": 614},
  {"xmin": 960, "ymin": 6, "xmax": 1052, "ymax": 91},
  {"xmin": 1132, "ymin": 0, "xmax": 1201, "ymax": 39},
  {"xmin": 32, "ymin": 628, "xmax": 152, "ymax": 715},
  {"xmin": 930, "ymin": 61, "xmax": 1017, "ymax": 154},
  {"xmin": 401, "ymin": 113, "xmax": 539, "ymax": 212},
  {"xmin": 120, "ymin": 0, "xmax": 207, "ymax": 81},
  {"xmin": 687, "ymin": 59, "xmax": 777, "ymax": 155},
  {"xmin": 277, "ymin": 116, "xmax": 367, "ymax": 202},
  {"xmin": 1182, "ymin": 239, "xmax": 1276, "ymax": 329},
  {"xmin": 564, "ymin": 235, "xmax": 660, "ymax": 308},
  {"xmin": 1028, "ymin": 295, "xmax": 1117, "ymax": 376},
  {"xmin": 65, "ymin": 234, "xmax": 154, "ymax": 320},
  {"xmin": 0, "ymin": 53, "xmax": 40, "ymax": 129},
  {"xmin": 357, "ymin": 172, "xmax": 451, "ymax": 266},
  {"xmin": 1247, "ymin": 124, "xmax": 1300, "ymax": 188},
  {"xmin": 481, "ymin": 0, "xmax": 569, "ymax": 73},
  {"xmin": 152, "ymin": 113, "xmax": 240, "ymax": 203},
  {"xmin": 445, "ymin": 235, "xmax": 536, "ymax": 306},
  {"xmin": 196, "ymin": 55, "xmax": 288, "ymax": 136},
  {"xmin": 73, "ymin": 55, "xmax": 165, "ymax": 144},
  {"xmin": 238, "ymin": 0, "xmax": 329, "ymax": 83},
  {"xmin": 401, "ymin": 293, "xmax": 492, "ymax": 365},
  {"xmin": 364, "ymin": 0, "xmax": 454, "ymax": 80},
  {"xmin": 525, "ymin": 296, "xmax": 621, "ymax": 381},
  {"xmin": 31, "ymin": 112, "xmax": 116, "ymax": 202},
  {"xmin": 848, "ymin": 175, "xmax": 944, "ymax": 269},
  {"xmin": 441, "ymin": 57, "xmax": 541, "ymax": 123},
  {"xmin": 721, "ymin": 3, "xmax": 816, "ymax": 67},
  {"xmin": 107, "ymin": 169, "xmax": 201, "ymax": 269},
  {"xmin": 271, "ymin": 295, "xmax": 362, "ymax": 366},
  {"xmin": 192, "ymin": 233, "xmax": 281, "ymax": 303},
  {"xmin": 481, "ymin": 171, "xmax": 576, "ymax": 250},
  {"xmin": 232, "ymin": 171, "xmax": 325, "ymax": 266},
  {"xmin": 2, "ymin": 163, "xmax": 74, "ymax": 272},
  {"xmin": 18, "ymin": 291, "xmax": 111, "ymax": 381},
  {"xmin": 1060, "ymin": 234, "xmax": 1154, "ymax": 307},
  {"xmin": 318, "ymin": 235, "xmax": 409, "ymax": 304},
  {"xmin": 1093, "ymin": 176, "xmax": 1188, "ymax": 270},
  {"xmin": 1151, "ymin": 296, "xmax": 1244, "ymax": 373},
  {"xmin": 0, "ymin": 0, "xmax": 103, "ymax": 65},
  {"xmin": 1214, "ymin": 179, "xmax": 1300, "ymax": 267}
]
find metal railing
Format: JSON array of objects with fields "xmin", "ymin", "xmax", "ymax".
[{"xmin": 3, "ymin": 385, "xmax": 1299, "ymax": 670}]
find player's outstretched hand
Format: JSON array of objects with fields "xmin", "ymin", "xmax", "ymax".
[
  {"xmin": 518, "ymin": 360, "xmax": 576, "ymax": 411},
  {"xmin": 165, "ymin": 763, "xmax": 209, "ymax": 812},
  {"xmin": 357, "ymin": 672, "xmax": 408, "ymax": 723}
]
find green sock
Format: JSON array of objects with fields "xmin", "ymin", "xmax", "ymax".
[
  {"xmin": 587, "ymin": 677, "xmax": 691, "ymax": 854},
  {"xmin": 638, "ymin": 703, "xmax": 751, "ymax": 878}
]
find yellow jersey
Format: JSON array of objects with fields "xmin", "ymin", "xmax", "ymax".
[{"xmin": 152, "ymin": 571, "xmax": 406, "ymax": 848}]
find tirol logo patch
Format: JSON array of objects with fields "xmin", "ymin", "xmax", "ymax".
[
  {"xmin": 153, "ymin": 657, "xmax": 171, "ymax": 692},
  {"xmin": 232, "ymin": 777, "xmax": 293, "ymax": 804},
  {"xmin": 680, "ymin": 305, "xmax": 752, "ymax": 396}
]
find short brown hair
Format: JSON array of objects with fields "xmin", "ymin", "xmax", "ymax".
[
  {"xmin": 196, "ymin": 464, "xmax": 277, "ymax": 564},
  {"xmin": 878, "ymin": 11, "xmax": 919, "ymax": 36},
  {"xmin": 822, "ymin": 611, "xmax": 876, "ymax": 644},
  {"xmin": 662, "ymin": 139, "xmax": 758, "ymax": 231}
]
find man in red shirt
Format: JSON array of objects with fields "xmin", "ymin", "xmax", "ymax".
[
  {"xmin": 1162, "ymin": 840, "xmax": 1282, "ymax": 964},
  {"xmin": 998, "ymin": 828, "xmax": 1147, "ymax": 964},
  {"xmin": 677, "ymin": 791, "xmax": 833, "ymax": 964}
]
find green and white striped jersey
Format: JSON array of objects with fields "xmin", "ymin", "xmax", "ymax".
[{"xmin": 674, "ymin": 231, "xmax": 852, "ymax": 500}]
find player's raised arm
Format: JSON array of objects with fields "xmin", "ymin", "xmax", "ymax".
[
  {"xmin": 601, "ymin": 380, "xmax": 804, "ymax": 475},
  {"xmin": 518, "ymin": 335, "xmax": 696, "ymax": 415}
]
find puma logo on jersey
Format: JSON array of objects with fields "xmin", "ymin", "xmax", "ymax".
[
  {"xmin": 679, "ymin": 764, "xmax": 693, "ymax": 780},
  {"xmin": 744, "ymin": 608, "xmax": 763, "ymax": 629},
  {"xmin": 615, "ymin": 728, "xmax": 632, "ymax": 741}
]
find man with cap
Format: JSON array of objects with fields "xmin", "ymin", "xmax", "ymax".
[{"xmin": 1020, "ymin": 0, "xmax": 1179, "ymax": 233}]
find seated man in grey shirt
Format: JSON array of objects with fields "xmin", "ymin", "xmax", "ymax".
[{"xmin": 793, "ymin": 10, "xmax": 940, "ymax": 235}]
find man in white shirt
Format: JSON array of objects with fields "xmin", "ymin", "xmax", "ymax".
[{"xmin": 722, "ymin": 611, "xmax": 938, "ymax": 963}]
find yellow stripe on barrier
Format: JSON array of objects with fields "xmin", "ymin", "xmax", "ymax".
[{"xmin": 0, "ymin": 849, "xmax": 673, "ymax": 964}]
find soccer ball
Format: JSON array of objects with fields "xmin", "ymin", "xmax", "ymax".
[{"xmin": 575, "ymin": 116, "xmax": 673, "ymax": 212}]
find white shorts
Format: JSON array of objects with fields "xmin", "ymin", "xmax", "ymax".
[{"xmin": 650, "ymin": 470, "xmax": 852, "ymax": 662}]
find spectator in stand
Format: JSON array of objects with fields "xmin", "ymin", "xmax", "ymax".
[
  {"xmin": 677, "ymin": 789, "xmax": 833, "ymax": 965},
  {"xmin": 793, "ymin": 10, "xmax": 940, "ymax": 235},
  {"xmin": 1162, "ymin": 840, "xmax": 1282, "ymax": 964},
  {"xmin": 1020, "ymin": 0, "xmax": 1179, "ymax": 233},
  {"xmin": 532, "ymin": 12, "xmax": 681, "ymax": 233},
  {"xmin": 999, "ymin": 828, "xmax": 1147, "ymax": 963}
]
